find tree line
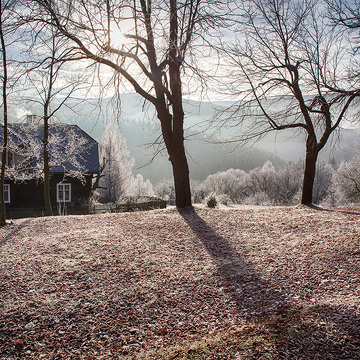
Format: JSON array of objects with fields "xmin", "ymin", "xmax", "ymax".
[
  {"xmin": 155, "ymin": 156, "xmax": 360, "ymax": 206},
  {"xmin": 1, "ymin": 0, "xmax": 359, "ymax": 224},
  {"xmin": 99, "ymin": 123, "xmax": 360, "ymax": 206}
]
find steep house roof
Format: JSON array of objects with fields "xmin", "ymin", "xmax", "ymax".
[{"xmin": 0, "ymin": 123, "xmax": 100, "ymax": 174}]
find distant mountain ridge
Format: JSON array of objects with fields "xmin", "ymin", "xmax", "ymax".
[{"xmin": 9, "ymin": 93, "xmax": 359, "ymax": 185}]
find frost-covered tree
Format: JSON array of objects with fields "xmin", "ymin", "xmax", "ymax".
[
  {"xmin": 187, "ymin": 159, "xmax": 336, "ymax": 206},
  {"xmin": 333, "ymin": 156, "xmax": 360, "ymax": 203},
  {"xmin": 247, "ymin": 161, "xmax": 277, "ymax": 200},
  {"xmin": 6, "ymin": 123, "xmax": 92, "ymax": 182},
  {"xmin": 199, "ymin": 161, "xmax": 303, "ymax": 205},
  {"xmin": 191, "ymin": 180, "xmax": 206, "ymax": 204},
  {"xmin": 202, "ymin": 168, "xmax": 248, "ymax": 203},
  {"xmin": 274, "ymin": 162, "xmax": 303, "ymax": 205},
  {"xmin": 129, "ymin": 174, "xmax": 154, "ymax": 199},
  {"xmin": 155, "ymin": 179, "xmax": 175, "ymax": 201},
  {"xmin": 98, "ymin": 123, "xmax": 134, "ymax": 203},
  {"xmin": 313, "ymin": 161, "xmax": 335, "ymax": 204}
]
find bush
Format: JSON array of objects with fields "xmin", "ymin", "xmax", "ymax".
[
  {"xmin": 333, "ymin": 157, "xmax": 360, "ymax": 204},
  {"xmin": 243, "ymin": 191, "xmax": 272, "ymax": 206},
  {"xmin": 206, "ymin": 194, "xmax": 218, "ymax": 208},
  {"xmin": 216, "ymin": 194, "xmax": 231, "ymax": 205}
]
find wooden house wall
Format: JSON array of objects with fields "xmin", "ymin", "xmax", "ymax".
[{"xmin": 5, "ymin": 174, "xmax": 93, "ymax": 217}]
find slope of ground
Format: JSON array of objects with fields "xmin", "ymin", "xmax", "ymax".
[{"xmin": 0, "ymin": 206, "xmax": 359, "ymax": 359}]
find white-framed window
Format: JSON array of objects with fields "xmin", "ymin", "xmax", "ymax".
[
  {"xmin": 4, "ymin": 184, "xmax": 10, "ymax": 203},
  {"xmin": 57, "ymin": 183, "xmax": 71, "ymax": 203}
]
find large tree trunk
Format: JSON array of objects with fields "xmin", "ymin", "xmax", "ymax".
[
  {"xmin": 166, "ymin": 0, "xmax": 191, "ymax": 208},
  {"xmin": 301, "ymin": 136, "xmax": 319, "ymax": 205},
  {"xmin": 0, "ymin": 9, "xmax": 8, "ymax": 226},
  {"xmin": 159, "ymin": 120, "xmax": 192, "ymax": 208},
  {"xmin": 170, "ymin": 145, "xmax": 192, "ymax": 208},
  {"xmin": 43, "ymin": 108, "xmax": 53, "ymax": 215},
  {"xmin": 0, "ymin": 137, "xmax": 7, "ymax": 226},
  {"xmin": 168, "ymin": 108, "xmax": 192, "ymax": 208},
  {"xmin": 156, "ymin": 99, "xmax": 192, "ymax": 208},
  {"xmin": 44, "ymin": 176, "xmax": 52, "ymax": 215},
  {"xmin": 43, "ymin": 161, "xmax": 52, "ymax": 215},
  {"xmin": 43, "ymin": 124, "xmax": 53, "ymax": 216}
]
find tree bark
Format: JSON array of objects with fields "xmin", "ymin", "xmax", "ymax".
[
  {"xmin": 0, "ymin": 124, "xmax": 7, "ymax": 225},
  {"xmin": 167, "ymin": 0, "xmax": 192, "ymax": 208},
  {"xmin": 170, "ymin": 144, "xmax": 192, "ymax": 208},
  {"xmin": 43, "ymin": 35, "xmax": 56, "ymax": 216},
  {"xmin": 43, "ymin": 116, "xmax": 53, "ymax": 216},
  {"xmin": 0, "ymin": 5, "xmax": 8, "ymax": 226},
  {"xmin": 156, "ymin": 103, "xmax": 192, "ymax": 208},
  {"xmin": 301, "ymin": 135, "xmax": 319, "ymax": 205}
]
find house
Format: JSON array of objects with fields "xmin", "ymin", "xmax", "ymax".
[{"xmin": 0, "ymin": 119, "xmax": 99, "ymax": 218}]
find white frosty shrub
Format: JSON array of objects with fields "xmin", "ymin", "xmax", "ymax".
[
  {"xmin": 333, "ymin": 156, "xmax": 360, "ymax": 204},
  {"xmin": 216, "ymin": 194, "xmax": 231, "ymax": 205},
  {"xmin": 274, "ymin": 161, "xmax": 303, "ymax": 205},
  {"xmin": 191, "ymin": 180, "xmax": 206, "ymax": 204},
  {"xmin": 202, "ymin": 168, "xmax": 248, "ymax": 203},
  {"xmin": 243, "ymin": 191, "xmax": 272, "ymax": 206},
  {"xmin": 246, "ymin": 161, "xmax": 281, "ymax": 204},
  {"xmin": 313, "ymin": 161, "xmax": 335, "ymax": 204},
  {"xmin": 129, "ymin": 174, "xmax": 154, "ymax": 198},
  {"xmin": 155, "ymin": 179, "xmax": 175, "ymax": 200}
]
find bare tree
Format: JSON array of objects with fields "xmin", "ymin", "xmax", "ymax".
[
  {"xmin": 30, "ymin": 0, "xmax": 229, "ymax": 208},
  {"xmin": 220, "ymin": 0, "xmax": 360, "ymax": 204},
  {"xmin": 21, "ymin": 26, "xmax": 91, "ymax": 215},
  {"xmin": 0, "ymin": 0, "xmax": 17, "ymax": 225},
  {"xmin": 326, "ymin": 0, "xmax": 360, "ymax": 30},
  {"xmin": 325, "ymin": 0, "xmax": 360, "ymax": 86}
]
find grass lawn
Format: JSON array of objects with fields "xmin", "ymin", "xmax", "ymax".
[{"xmin": 0, "ymin": 206, "xmax": 359, "ymax": 359}]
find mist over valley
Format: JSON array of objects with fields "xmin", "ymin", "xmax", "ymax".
[{"xmin": 10, "ymin": 93, "xmax": 359, "ymax": 186}]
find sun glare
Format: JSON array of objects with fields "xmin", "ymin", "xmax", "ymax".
[{"xmin": 110, "ymin": 22, "xmax": 128, "ymax": 49}]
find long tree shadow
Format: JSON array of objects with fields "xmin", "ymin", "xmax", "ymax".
[
  {"xmin": 306, "ymin": 204, "xmax": 360, "ymax": 216},
  {"xmin": 179, "ymin": 207, "xmax": 291, "ymax": 319},
  {"xmin": 179, "ymin": 207, "xmax": 360, "ymax": 359},
  {"xmin": 0, "ymin": 219, "xmax": 33, "ymax": 247}
]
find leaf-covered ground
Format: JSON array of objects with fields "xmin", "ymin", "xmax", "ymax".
[{"xmin": 0, "ymin": 206, "xmax": 359, "ymax": 359}]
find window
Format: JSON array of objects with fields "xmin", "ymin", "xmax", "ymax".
[
  {"xmin": 57, "ymin": 183, "xmax": 71, "ymax": 203},
  {"xmin": 4, "ymin": 184, "xmax": 10, "ymax": 203}
]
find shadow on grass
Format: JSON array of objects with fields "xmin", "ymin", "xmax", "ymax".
[
  {"xmin": 0, "ymin": 219, "xmax": 32, "ymax": 247},
  {"xmin": 303, "ymin": 204, "xmax": 360, "ymax": 216},
  {"xmin": 179, "ymin": 207, "xmax": 360, "ymax": 359}
]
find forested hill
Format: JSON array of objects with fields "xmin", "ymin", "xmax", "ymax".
[{"xmin": 10, "ymin": 93, "xmax": 359, "ymax": 185}]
